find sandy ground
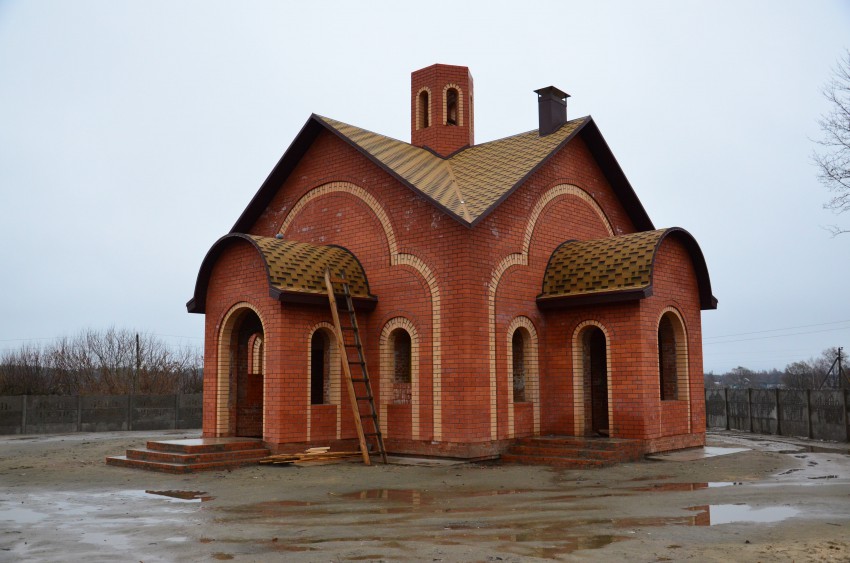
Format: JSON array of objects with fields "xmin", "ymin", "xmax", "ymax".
[{"xmin": 1, "ymin": 431, "xmax": 849, "ymax": 562}]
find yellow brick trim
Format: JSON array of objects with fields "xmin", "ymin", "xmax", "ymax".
[
  {"xmin": 571, "ymin": 321, "xmax": 613, "ymax": 437},
  {"xmin": 488, "ymin": 184, "xmax": 612, "ymax": 439},
  {"xmin": 280, "ymin": 182, "xmax": 443, "ymax": 440},
  {"xmin": 442, "ymin": 83, "xmax": 464, "ymax": 126},
  {"xmin": 215, "ymin": 302, "xmax": 266, "ymax": 438},
  {"xmin": 306, "ymin": 322, "xmax": 341, "ymax": 441},
  {"xmin": 279, "ymin": 181, "xmax": 398, "ymax": 255},
  {"xmin": 506, "ymin": 316, "xmax": 540, "ymax": 438},
  {"xmin": 657, "ymin": 306, "xmax": 691, "ymax": 432},
  {"xmin": 415, "ymin": 86, "xmax": 432, "ymax": 131},
  {"xmin": 379, "ymin": 317, "xmax": 420, "ymax": 440}
]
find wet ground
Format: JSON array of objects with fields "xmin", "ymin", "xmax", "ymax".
[{"xmin": 1, "ymin": 430, "xmax": 849, "ymax": 561}]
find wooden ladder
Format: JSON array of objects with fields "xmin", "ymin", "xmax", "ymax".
[{"xmin": 324, "ymin": 269, "xmax": 387, "ymax": 465}]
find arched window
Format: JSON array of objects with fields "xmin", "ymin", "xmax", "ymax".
[
  {"xmin": 390, "ymin": 329, "xmax": 412, "ymax": 404},
  {"xmin": 658, "ymin": 311, "xmax": 688, "ymax": 401},
  {"xmin": 446, "ymin": 88, "xmax": 458, "ymax": 125},
  {"xmin": 512, "ymin": 329, "xmax": 527, "ymax": 402},
  {"xmin": 310, "ymin": 330, "xmax": 331, "ymax": 405},
  {"xmin": 418, "ymin": 90, "xmax": 430, "ymax": 129},
  {"xmin": 249, "ymin": 334, "xmax": 264, "ymax": 375}
]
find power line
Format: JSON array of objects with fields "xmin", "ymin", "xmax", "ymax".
[
  {"xmin": 705, "ymin": 325, "xmax": 850, "ymax": 345},
  {"xmin": 704, "ymin": 319, "xmax": 850, "ymax": 340}
]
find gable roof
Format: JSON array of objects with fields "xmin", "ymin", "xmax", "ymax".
[
  {"xmin": 537, "ymin": 228, "xmax": 717, "ymax": 310},
  {"xmin": 187, "ymin": 234, "xmax": 376, "ymax": 314},
  {"xmin": 231, "ymin": 114, "xmax": 655, "ymax": 232}
]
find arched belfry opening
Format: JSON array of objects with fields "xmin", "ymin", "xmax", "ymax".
[
  {"xmin": 446, "ymin": 87, "xmax": 459, "ymax": 126},
  {"xmin": 417, "ymin": 89, "xmax": 430, "ymax": 129},
  {"xmin": 222, "ymin": 307, "xmax": 264, "ymax": 438}
]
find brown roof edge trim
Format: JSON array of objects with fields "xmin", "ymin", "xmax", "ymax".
[
  {"xmin": 314, "ymin": 117, "xmax": 472, "ymax": 227},
  {"xmin": 272, "ymin": 289, "xmax": 378, "ymax": 311},
  {"xmin": 467, "ymin": 117, "xmax": 590, "ymax": 228},
  {"xmin": 653, "ymin": 227, "xmax": 718, "ymax": 310},
  {"xmin": 579, "ymin": 119, "xmax": 654, "ymax": 232},
  {"xmin": 230, "ymin": 115, "xmax": 324, "ymax": 234},
  {"xmin": 536, "ymin": 288, "xmax": 650, "ymax": 310},
  {"xmin": 186, "ymin": 233, "xmax": 271, "ymax": 314}
]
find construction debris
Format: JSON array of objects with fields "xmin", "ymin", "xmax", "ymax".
[{"xmin": 259, "ymin": 447, "xmax": 361, "ymax": 466}]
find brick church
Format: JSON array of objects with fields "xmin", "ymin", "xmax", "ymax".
[{"xmin": 188, "ymin": 64, "xmax": 716, "ymax": 460}]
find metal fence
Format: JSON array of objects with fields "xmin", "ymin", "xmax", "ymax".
[
  {"xmin": 0, "ymin": 393, "xmax": 202, "ymax": 435},
  {"xmin": 706, "ymin": 388, "xmax": 849, "ymax": 442}
]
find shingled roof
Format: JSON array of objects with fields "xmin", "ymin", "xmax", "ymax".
[
  {"xmin": 537, "ymin": 228, "xmax": 717, "ymax": 310},
  {"xmin": 230, "ymin": 114, "xmax": 655, "ymax": 232},
  {"xmin": 187, "ymin": 234, "xmax": 375, "ymax": 314}
]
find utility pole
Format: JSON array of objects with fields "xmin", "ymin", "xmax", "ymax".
[{"xmin": 135, "ymin": 333, "xmax": 141, "ymax": 395}]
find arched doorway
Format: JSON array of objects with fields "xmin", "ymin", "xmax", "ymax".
[
  {"xmin": 575, "ymin": 325, "xmax": 609, "ymax": 437},
  {"xmin": 222, "ymin": 308, "xmax": 264, "ymax": 438},
  {"xmin": 586, "ymin": 328, "xmax": 608, "ymax": 436}
]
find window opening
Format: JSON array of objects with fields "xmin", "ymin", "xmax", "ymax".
[
  {"xmin": 418, "ymin": 90, "xmax": 430, "ymax": 129},
  {"xmin": 658, "ymin": 315, "xmax": 678, "ymax": 400},
  {"xmin": 311, "ymin": 331, "xmax": 330, "ymax": 405},
  {"xmin": 512, "ymin": 330, "xmax": 527, "ymax": 402},
  {"xmin": 446, "ymin": 88, "xmax": 458, "ymax": 125},
  {"xmin": 391, "ymin": 329, "xmax": 412, "ymax": 404}
]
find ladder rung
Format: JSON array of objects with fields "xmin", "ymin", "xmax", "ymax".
[
  {"xmin": 348, "ymin": 360, "xmax": 365, "ymax": 366},
  {"xmin": 328, "ymin": 276, "xmax": 348, "ymax": 284},
  {"xmin": 350, "ymin": 378, "xmax": 368, "ymax": 383},
  {"xmin": 363, "ymin": 432, "xmax": 382, "ymax": 438},
  {"xmin": 355, "ymin": 396, "xmax": 373, "ymax": 401},
  {"xmin": 344, "ymin": 344, "xmax": 360, "ymax": 348}
]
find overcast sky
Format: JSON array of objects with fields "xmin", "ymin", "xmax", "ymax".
[{"xmin": 1, "ymin": 1, "xmax": 848, "ymax": 373}]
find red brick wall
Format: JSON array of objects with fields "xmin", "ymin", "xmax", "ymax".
[{"xmin": 199, "ymin": 111, "xmax": 707, "ymax": 455}]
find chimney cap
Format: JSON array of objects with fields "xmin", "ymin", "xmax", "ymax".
[{"xmin": 534, "ymin": 86, "xmax": 570, "ymax": 101}]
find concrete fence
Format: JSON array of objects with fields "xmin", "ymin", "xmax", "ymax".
[
  {"xmin": 706, "ymin": 388, "xmax": 850, "ymax": 442},
  {"xmin": 0, "ymin": 394, "xmax": 202, "ymax": 435}
]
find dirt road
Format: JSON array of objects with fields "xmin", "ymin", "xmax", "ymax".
[{"xmin": 1, "ymin": 430, "xmax": 849, "ymax": 561}]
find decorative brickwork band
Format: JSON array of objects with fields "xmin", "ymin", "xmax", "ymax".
[
  {"xmin": 488, "ymin": 184, "xmax": 614, "ymax": 439},
  {"xmin": 279, "ymin": 181, "xmax": 443, "ymax": 440}
]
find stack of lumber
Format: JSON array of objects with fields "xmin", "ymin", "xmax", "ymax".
[{"xmin": 259, "ymin": 447, "xmax": 361, "ymax": 466}]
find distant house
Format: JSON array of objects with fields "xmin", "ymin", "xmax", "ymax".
[{"xmin": 188, "ymin": 64, "xmax": 716, "ymax": 459}]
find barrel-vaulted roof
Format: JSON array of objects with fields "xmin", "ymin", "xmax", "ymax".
[
  {"xmin": 230, "ymin": 114, "xmax": 655, "ymax": 232},
  {"xmin": 537, "ymin": 228, "xmax": 717, "ymax": 310},
  {"xmin": 187, "ymin": 234, "xmax": 375, "ymax": 314}
]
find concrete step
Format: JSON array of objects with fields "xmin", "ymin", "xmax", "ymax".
[
  {"xmin": 126, "ymin": 447, "xmax": 270, "ymax": 464},
  {"xmin": 107, "ymin": 437, "xmax": 270, "ymax": 473},
  {"xmin": 145, "ymin": 437, "xmax": 264, "ymax": 454},
  {"xmin": 105, "ymin": 454, "xmax": 267, "ymax": 474},
  {"xmin": 500, "ymin": 453, "xmax": 610, "ymax": 469},
  {"xmin": 506, "ymin": 444, "xmax": 627, "ymax": 461}
]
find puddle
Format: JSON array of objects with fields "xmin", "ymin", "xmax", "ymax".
[
  {"xmin": 647, "ymin": 447, "xmax": 749, "ymax": 462},
  {"xmin": 0, "ymin": 506, "xmax": 48, "ymax": 523},
  {"xmin": 687, "ymin": 504, "xmax": 800, "ymax": 526},
  {"xmin": 144, "ymin": 490, "xmax": 214, "ymax": 502},
  {"xmin": 630, "ymin": 482, "xmax": 744, "ymax": 492}
]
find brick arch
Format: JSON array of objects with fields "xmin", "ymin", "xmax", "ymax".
[
  {"xmin": 487, "ymin": 184, "xmax": 614, "ymax": 439},
  {"xmin": 657, "ymin": 306, "xmax": 691, "ymax": 432},
  {"xmin": 215, "ymin": 301, "xmax": 267, "ymax": 437},
  {"xmin": 506, "ymin": 316, "xmax": 540, "ymax": 438},
  {"xmin": 278, "ymin": 181, "xmax": 444, "ymax": 440},
  {"xmin": 571, "ymin": 320, "xmax": 614, "ymax": 437},
  {"xmin": 379, "ymin": 317, "xmax": 420, "ymax": 439},
  {"xmin": 442, "ymin": 83, "xmax": 464, "ymax": 126},
  {"xmin": 306, "ymin": 321, "xmax": 341, "ymax": 441}
]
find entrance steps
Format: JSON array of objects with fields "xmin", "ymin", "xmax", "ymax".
[
  {"xmin": 106, "ymin": 437, "xmax": 269, "ymax": 474},
  {"xmin": 501, "ymin": 435, "xmax": 643, "ymax": 469}
]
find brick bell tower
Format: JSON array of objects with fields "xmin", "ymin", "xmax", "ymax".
[{"xmin": 411, "ymin": 64, "xmax": 474, "ymax": 156}]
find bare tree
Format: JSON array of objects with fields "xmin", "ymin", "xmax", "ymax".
[
  {"xmin": 782, "ymin": 360, "xmax": 815, "ymax": 389},
  {"xmin": 0, "ymin": 328, "xmax": 202, "ymax": 396},
  {"xmin": 814, "ymin": 50, "xmax": 850, "ymax": 235}
]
